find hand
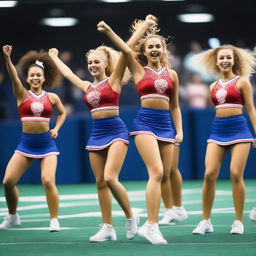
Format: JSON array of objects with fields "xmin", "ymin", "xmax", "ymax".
[
  {"xmin": 48, "ymin": 48, "xmax": 59, "ymax": 57},
  {"xmin": 97, "ymin": 21, "xmax": 111, "ymax": 33},
  {"xmin": 145, "ymin": 14, "xmax": 158, "ymax": 26},
  {"xmin": 175, "ymin": 131, "xmax": 183, "ymax": 145},
  {"xmin": 3, "ymin": 45, "xmax": 13, "ymax": 57},
  {"xmin": 50, "ymin": 128, "xmax": 58, "ymax": 139}
]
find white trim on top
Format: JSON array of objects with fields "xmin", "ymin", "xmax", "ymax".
[
  {"xmin": 90, "ymin": 78, "xmax": 108, "ymax": 88},
  {"xmin": 219, "ymin": 76, "xmax": 240, "ymax": 87},
  {"xmin": 144, "ymin": 66, "xmax": 165, "ymax": 75}
]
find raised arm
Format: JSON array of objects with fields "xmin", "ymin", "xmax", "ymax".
[
  {"xmin": 3, "ymin": 45, "xmax": 27, "ymax": 102},
  {"xmin": 126, "ymin": 14, "xmax": 157, "ymax": 83},
  {"xmin": 48, "ymin": 48, "xmax": 90, "ymax": 92},
  {"xmin": 127, "ymin": 14, "xmax": 157, "ymax": 49},
  {"xmin": 97, "ymin": 21, "xmax": 129, "ymax": 90},
  {"xmin": 97, "ymin": 21, "xmax": 130, "ymax": 54}
]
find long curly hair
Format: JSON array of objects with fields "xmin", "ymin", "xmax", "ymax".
[
  {"xmin": 130, "ymin": 19, "xmax": 171, "ymax": 68},
  {"xmin": 191, "ymin": 44, "xmax": 256, "ymax": 79},
  {"xmin": 17, "ymin": 50, "xmax": 62, "ymax": 88},
  {"xmin": 86, "ymin": 45, "xmax": 131, "ymax": 85}
]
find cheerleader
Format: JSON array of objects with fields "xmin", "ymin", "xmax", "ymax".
[
  {"xmin": 48, "ymin": 21, "xmax": 139, "ymax": 242},
  {"xmin": 91, "ymin": 14, "xmax": 181, "ymax": 244},
  {"xmin": 0, "ymin": 45, "xmax": 66, "ymax": 232},
  {"xmin": 192, "ymin": 44, "xmax": 256, "ymax": 235}
]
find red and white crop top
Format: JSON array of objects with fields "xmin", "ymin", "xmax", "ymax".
[
  {"xmin": 83, "ymin": 78, "xmax": 120, "ymax": 113},
  {"xmin": 211, "ymin": 76, "xmax": 244, "ymax": 109},
  {"xmin": 136, "ymin": 66, "xmax": 174, "ymax": 102},
  {"xmin": 18, "ymin": 90, "xmax": 52, "ymax": 122}
]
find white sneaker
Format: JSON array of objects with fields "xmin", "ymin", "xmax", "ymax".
[
  {"xmin": 126, "ymin": 216, "xmax": 140, "ymax": 239},
  {"xmin": 173, "ymin": 206, "xmax": 188, "ymax": 222},
  {"xmin": 0, "ymin": 213, "xmax": 21, "ymax": 229},
  {"xmin": 49, "ymin": 218, "xmax": 60, "ymax": 232},
  {"xmin": 230, "ymin": 220, "xmax": 244, "ymax": 234},
  {"xmin": 192, "ymin": 219, "xmax": 214, "ymax": 235},
  {"xmin": 138, "ymin": 221, "xmax": 167, "ymax": 245},
  {"xmin": 159, "ymin": 208, "xmax": 179, "ymax": 225},
  {"xmin": 89, "ymin": 224, "xmax": 117, "ymax": 242},
  {"xmin": 249, "ymin": 206, "xmax": 256, "ymax": 221}
]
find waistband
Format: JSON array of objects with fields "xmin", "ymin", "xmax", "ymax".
[
  {"xmin": 141, "ymin": 94, "xmax": 169, "ymax": 102},
  {"xmin": 91, "ymin": 106, "xmax": 119, "ymax": 113}
]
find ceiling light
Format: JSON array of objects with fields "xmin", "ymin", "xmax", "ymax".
[
  {"xmin": 0, "ymin": 1, "xmax": 17, "ymax": 8},
  {"xmin": 177, "ymin": 4, "xmax": 214, "ymax": 23},
  {"xmin": 100, "ymin": 0, "xmax": 131, "ymax": 2},
  {"xmin": 41, "ymin": 17, "xmax": 78, "ymax": 27},
  {"xmin": 178, "ymin": 13, "xmax": 214, "ymax": 23},
  {"xmin": 162, "ymin": 0, "xmax": 186, "ymax": 1}
]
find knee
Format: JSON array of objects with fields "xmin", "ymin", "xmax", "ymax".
[
  {"xmin": 148, "ymin": 166, "xmax": 163, "ymax": 182},
  {"xmin": 204, "ymin": 169, "xmax": 218, "ymax": 183},
  {"xmin": 41, "ymin": 176, "xmax": 55, "ymax": 189},
  {"xmin": 2, "ymin": 177, "xmax": 16, "ymax": 189},
  {"xmin": 104, "ymin": 175, "xmax": 116, "ymax": 188},
  {"xmin": 230, "ymin": 169, "xmax": 243, "ymax": 183},
  {"xmin": 95, "ymin": 177, "xmax": 107, "ymax": 190},
  {"xmin": 161, "ymin": 172, "xmax": 170, "ymax": 184}
]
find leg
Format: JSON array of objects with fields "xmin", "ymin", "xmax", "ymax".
[
  {"xmin": 89, "ymin": 150, "xmax": 112, "ymax": 224},
  {"xmin": 230, "ymin": 143, "xmax": 250, "ymax": 221},
  {"xmin": 89, "ymin": 150, "xmax": 117, "ymax": 242},
  {"xmin": 3, "ymin": 153, "xmax": 32, "ymax": 214},
  {"xmin": 160, "ymin": 141, "xmax": 174, "ymax": 210},
  {"xmin": 40, "ymin": 155, "xmax": 59, "ymax": 219},
  {"xmin": 192, "ymin": 143, "xmax": 225, "ymax": 234},
  {"xmin": 160, "ymin": 144, "xmax": 188, "ymax": 224},
  {"xmin": 135, "ymin": 135, "xmax": 163, "ymax": 224},
  {"xmin": 202, "ymin": 143, "xmax": 226, "ymax": 219},
  {"xmin": 105, "ymin": 142, "xmax": 139, "ymax": 240},
  {"xmin": 170, "ymin": 146, "xmax": 183, "ymax": 207},
  {"xmin": 161, "ymin": 145, "xmax": 182, "ymax": 209},
  {"xmin": 104, "ymin": 142, "xmax": 132, "ymax": 218}
]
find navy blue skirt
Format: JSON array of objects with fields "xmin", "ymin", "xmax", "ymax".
[
  {"xmin": 15, "ymin": 132, "xmax": 60, "ymax": 158},
  {"xmin": 207, "ymin": 114, "xmax": 254, "ymax": 146},
  {"xmin": 130, "ymin": 107, "xmax": 176, "ymax": 143},
  {"xmin": 86, "ymin": 116, "xmax": 129, "ymax": 151}
]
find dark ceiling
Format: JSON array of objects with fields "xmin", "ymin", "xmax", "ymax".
[{"xmin": 1, "ymin": 0, "xmax": 255, "ymax": 67}]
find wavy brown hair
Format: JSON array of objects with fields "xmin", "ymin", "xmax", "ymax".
[
  {"xmin": 130, "ymin": 19, "xmax": 171, "ymax": 68},
  {"xmin": 192, "ymin": 44, "xmax": 256, "ymax": 79},
  {"xmin": 18, "ymin": 50, "xmax": 62, "ymax": 88}
]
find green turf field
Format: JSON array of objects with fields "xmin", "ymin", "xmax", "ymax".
[{"xmin": 0, "ymin": 179, "xmax": 256, "ymax": 256}]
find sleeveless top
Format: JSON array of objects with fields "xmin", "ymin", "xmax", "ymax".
[
  {"xmin": 83, "ymin": 78, "xmax": 119, "ymax": 113},
  {"xmin": 136, "ymin": 66, "xmax": 174, "ymax": 102},
  {"xmin": 18, "ymin": 90, "xmax": 52, "ymax": 122},
  {"xmin": 211, "ymin": 76, "xmax": 243, "ymax": 109}
]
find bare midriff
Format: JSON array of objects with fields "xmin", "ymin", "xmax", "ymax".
[
  {"xmin": 22, "ymin": 121, "xmax": 50, "ymax": 133},
  {"xmin": 91, "ymin": 109, "xmax": 119, "ymax": 119},
  {"xmin": 141, "ymin": 98, "xmax": 169, "ymax": 110},
  {"xmin": 216, "ymin": 107, "xmax": 243, "ymax": 117}
]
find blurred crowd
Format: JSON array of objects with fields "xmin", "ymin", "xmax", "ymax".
[{"xmin": 1, "ymin": 40, "xmax": 256, "ymax": 120}]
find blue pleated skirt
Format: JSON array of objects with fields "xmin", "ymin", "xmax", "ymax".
[
  {"xmin": 15, "ymin": 132, "xmax": 60, "ymax": 158},
  {"xmin": 86, "ymin": 116, "xmax": 129, "ymax": 151},
  {"xmin": 207, "ymin": 114, "xmax": 254, "ymax": 146},
  {"xmin": 130, "ymin": 107, "xmax": 176, "ymax": 143}
]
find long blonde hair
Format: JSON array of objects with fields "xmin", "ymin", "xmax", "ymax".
[
  {"xmin": 86, "ymin": 45, "xmax": 131, "ymax": 85},
  {"xmin": 130, "ymin": 19, "xmax": 171, "ymax": 68},
  {"xmin": 192, "ymin": 44, "xmax": 256, "ymax": 79}
]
